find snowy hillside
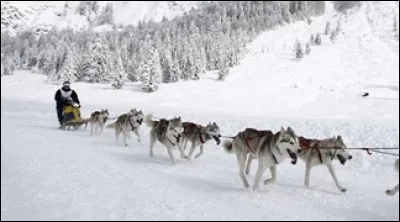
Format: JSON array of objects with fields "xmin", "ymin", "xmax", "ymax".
[
  {"xmin": 1, "ymin": 1, "xmax": 200, "ymax": 35},
  {"xmin": 1, "ymin": 1, "xmax": 399, "ymax": 221}
]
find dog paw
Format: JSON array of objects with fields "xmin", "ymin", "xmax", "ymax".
[
  {"xmin": 149, "ymin": 153, "xmax": 154, "ymax": 158},
  {"xmin": 194, "ymin": 154, "xmax": 201, "ymax": 159},
  {"xmin": 264, "ymin": 178, "xmax": 276, "ymax": 185},
  {"xmin": 124, "ymin": 143, "xmax": 128, "ymax": 147},
  {"xmin": 340, "ymin": 188, "xmax": 347, "ymax": 193},
  {"xmin": 252, "ymin": 186, "xmax": 259, "ymax": 192},
  {"xmin": 385, "ymin": 189, "xmax": 394, "ymax": 196}
]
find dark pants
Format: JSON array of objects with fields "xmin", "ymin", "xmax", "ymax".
[{"xmin": 56, "ymin": 105, "xmax": 64, "ymax": 126}]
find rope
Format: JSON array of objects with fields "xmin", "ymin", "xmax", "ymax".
[
  {"xmin": 312, "ymin": 147, "xmax": 399, "ymax": 156},
  {"xmin": 220, "ymin": 135, "xmax": 236, "ymax": 139}
]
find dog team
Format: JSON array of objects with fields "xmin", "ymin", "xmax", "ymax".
[{"xmin": 80, "ymin": 107, "xmax": 399, "ymax": 196}]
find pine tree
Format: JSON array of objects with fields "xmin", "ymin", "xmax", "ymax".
[
  {"xmin": 13, "ymin": 49, "xmax": 21, "ymax": 70},
  {"xmin": 315, "ymin": 33, "xmax": 322, "ymax": 45},
  {"xmin": 295, "ymin": 40, "xmax": 304, "ymax": 59},
  {"xmin": 170, "ymin": 57, "xmax": 181, "ymax": 82},
  {"xmin": 2, "ymin": 57, "xmax": 14, "ymax": 75},
  {"xmin": 111, "ymin": 50, "xmax": 127, "ymax": 89},
  {"xmin": 305, "ymin": 42, "xmax": 311, "ymax": 55},
  {"xmin": 85, "ymin": 37, "xmax": 112, "ymax": 82},
  {"xmin": 160, "ymin": 49, "xmax": 174, "ymax": 83},
  {"xmin": 148, "ymin": 47, "xmax": 162, "ymax": 86},
  {"xmin": 1, "ymin": 60, "xmax": 4, "ymax": 76},
  {"xmin": 98, "ymin": 2, "xmax": 114, "ymax": 26},
  {"xmin": 217, "ymin": 57, "xmax": 229, "ymax": 81},
  {"xmin": 51, "ymin": 50, "xmax": 77, "ymax": 82},
  {"xmin": 394, "ymin": 12, "xmax": 398, "ymax": 37},
  {"xmin": 325, "ymin": 21, "xmax": 331, "ymax": 35},
  {"xmin": 126, "ymin": 59, "xmax": 138, "ymax": 82}
]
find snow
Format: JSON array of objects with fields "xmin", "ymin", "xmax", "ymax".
[
  {"xmin": 1, "ymin": 1, "xmax": 200, "ymax": 34},
  {"xmin": 1, "ymin": 2, "xmax": 399, "ymax": 221}
]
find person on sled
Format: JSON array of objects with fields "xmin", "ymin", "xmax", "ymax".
[{"xmin": 54, "ymin": 81, "xmax": 80, "ymax": 126}]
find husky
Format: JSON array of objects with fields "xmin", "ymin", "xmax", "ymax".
[
  {"xmin": 84, "ymin": 109, "xmax": 110, "ymax": 135},
  {"xmin": 106, "ymin": 109, "xmax": 144, "ymax": 146},
  {"xmin": 297, "ymin": 135, "xmax": 353, "ymax": 193},
  {"xmin": 385, "ymin": 158, "xmax": 399, "ymax": 196},
  {"xmin": 145, "ymin": 114, "xmax": 185, "ymax": 165},
  {"xmin": 222, "ymin": 127, "xmax": 300, "ymax": 191},
  {"xmin": 180, "ymin": 122, "xmax": 222, "ymax": 160}
]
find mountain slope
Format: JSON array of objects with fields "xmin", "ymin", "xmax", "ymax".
[{"xmin": 1, "ymin": 1, "xmax": 200, "ymax": 35}]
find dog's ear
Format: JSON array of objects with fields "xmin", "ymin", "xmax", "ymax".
[
  {"xmin": 337, "ymin": 135, "xmax": 343, "ymax": 142},
  {"xmin": 287, "ymin": 126, "xmax": 293, "ymax": 133},
  {"xmin": 280, "ymin": 126, "xmax": 285, "ymax": 134}
]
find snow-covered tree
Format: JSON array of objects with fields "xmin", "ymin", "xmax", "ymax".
[
  {"xmin": 394, "ymin": 12, "xmax": 398, "ymax": 37},
  {"xmin": 217, "ymin": 57, "xmax": 229, "ymax": 81},
  {"xmin": 325, "ymin": 21, "xmax": 331, "ymax": 35},
  {"xmin": 305, "ymin": 42, "xmax": 311, "ymax": 55},
  {"xmin": 98, "ymin": 3, "xmax": 114, "ymax": 26},
  {"xmin": 51, "ymin": 50, "xmax": 77, "ymax": 82},
  {"xmin": 295, "ymin": 40, "xmax": 304, "ymax": 59},
  {"xmin": 315, "ymin": 33, "xmax": 322, "ymax": 45},
  {"xmin": 147, "ymin": 47, "xmax": 162, "ymax": 86},
  {"xmin": 2, "ymin": 57, "xmax": 15, "ymax": 75},
  {"xmin": 170, "ymin": 57, "xmax": 181, "ymax": 82},
  {"xmin": 111, "ymin": 50, "xmax": 127, "ymax": 89},
  {"xmin": 85, "ymin": 37, "xmax": 112, "ymax": 82}
]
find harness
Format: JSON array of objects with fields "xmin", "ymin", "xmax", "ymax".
[
  {"xmin": 185, "ymin": 122, "xmax": 207, "ymax": 144},
  {"xmin": 243, "ymin": 130, "xmax": 274, "ymax": 154},
  {"xmin": 299, "ymin": 137, "xmax": 323, "ymax": 163},
  {"xmin": 158, "ymin": 119, "xmax": 179, "ymax": 146},
  {"xmin": 167, "ymin": 135, "xmax": 180, "ymax": 146},
  {"xmin": 241, "ymin": 130, "xmax": 281, "ymax": 164},
  {"xmin": 199, "ymin": 132, "xmax": 205, "ymax": 144}
]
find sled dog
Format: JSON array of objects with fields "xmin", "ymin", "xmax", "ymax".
[
  {"xmin": 385, "ymin": 158, "xmax": 399, "ymax": 196},
  {"xmin": 145, "ymin": 114, "xmax": 185, "ymax": 165},
  {"xmin": 180, "ymin": 121, "xmax": 222, "ymax": 160},
  {"xmin": 107, "ymin": 109, "xmax": 144, "ymax": 146},
  {"xmin": 84, "ymin": 109, "xmax": 110, "ymax": 135},
  {"xmin": 297, "ymin": 135, "xmax": 352, "ymax": 193},
  {"xmin": 222, "ymin": 127, "xmax": 300, "ymax": 191}
]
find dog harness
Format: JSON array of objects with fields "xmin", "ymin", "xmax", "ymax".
[
  {"xmin": 184, "ymin": 122, "xmax": 207, "ymax": 144},
  {"xmin": 299, "ymin": 137, "xmax": 323, "ymax": 163}
]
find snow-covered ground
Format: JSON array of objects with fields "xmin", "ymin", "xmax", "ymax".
[
  {"xmin": 1, "ymin": 2, "xmax": 399, "ymax": 221},
  {"xmin": 1, "ymin": 1, "xmax": 200, "ymax": 35}
]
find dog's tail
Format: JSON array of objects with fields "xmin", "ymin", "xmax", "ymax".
[
  {"xmin": 106, "ymin": 121, "xmax": 117, "ymax": 129},
  {"xmin": 145, "ymin": 114, "xmax": 154, "ymax": 128},
  {"xmin": 222, "ymin": 140, "xmax": 236, "ymax": 153}
]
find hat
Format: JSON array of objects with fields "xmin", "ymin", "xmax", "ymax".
[{"xmin": 62, "ymin": 81, "xmax": 71, "ymax": 86}]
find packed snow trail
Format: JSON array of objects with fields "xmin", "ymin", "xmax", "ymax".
[{"xmin": 1, "ymin": 97, "xmax": 399, "ymax": 221}]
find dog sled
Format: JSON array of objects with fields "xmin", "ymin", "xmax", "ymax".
[
  {"xmin": 142, "ymin": 83, "xmax": 158, "ymax": 92},
  {"xmin": 59, "ymin": 102, "xmax": 88, "ymax": 130}
]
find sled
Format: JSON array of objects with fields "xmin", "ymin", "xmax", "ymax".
[{"xmin": 59, "ymin": 102, "xmax": 88, "ymax": 130}]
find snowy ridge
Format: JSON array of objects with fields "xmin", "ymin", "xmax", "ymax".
[
  {"xmin": 1, "ymin": 1, "xmax": 200, "ymax": 35},
  {"xmin": 1, "ymin": 1, "xmax": 399, "ymax": 221}
]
